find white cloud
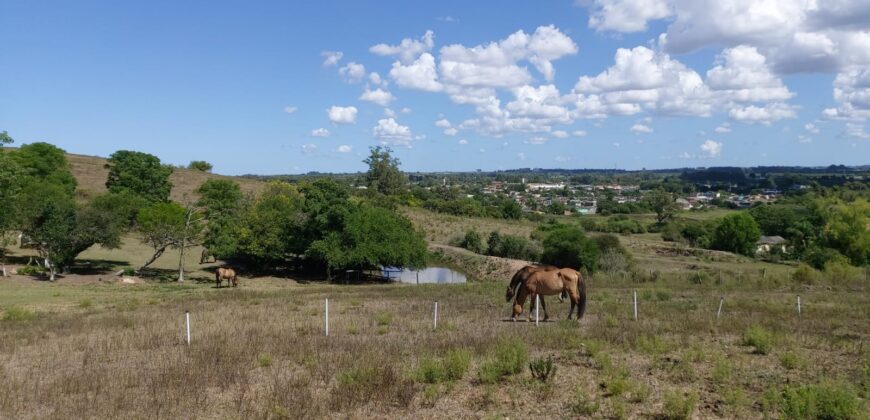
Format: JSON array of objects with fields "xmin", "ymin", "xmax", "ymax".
[
  {"xmin": 572, "ymin": 130, "xmax": 588, "ymax": 137},
  {"xmin": 339, "ymin": 62, "xmax": 366, "ymax": 83},
  {"xmin": 458, "ymin": 139, "xmax": 468, "ymax": 145},
  {"xmin": 631, "ymin": 123, "xmax": 653, "ymax": 133},
  {"xmin": 384, "ymin": 108, "xmax": 396, "ymax": 117},
  {"xmin": 517, "ymin": 152, "xmax": 526, "ymax": 161},
  {"xmin": 842, "ymin": 123, "xmax": 869, "ymax": 139},
  {"xmin": 336, "ymin": 145, "xmax": 352, "ymax": 153},
  {"xmin": 369, "ymin": 72, "xmax": 383, "ymax": 85},
  {"xmin": 573, "ymin": 46, "xmax": 712, "ymax": 117},
  {"xmin": 827, "ymin": 69, "xmax": 870, "ymax": 121},
  {"xmin": 283, "ymin": 106, "xmax": 298, "ymax": 115},
  {"xmin": 359, "ymin": 87, "xmax": 396, "ymax": 106},
  {"xmin": 327, "ymin": 106, "xmax": 358, "ymax": 124},
  {"xmin": 506, "ymin": 84, "xmax": 572, "ymax": 121},
  {"xmin": 714, "ymin": 122, "xmax": 732, "ymax": 133},
  {"xmin": 444, "ymin": 127, "xmax": 458, "ymax": 136},
  {"xmin": 729, "ymin": 103, "xmax": 796, "ymax": 124},
  {"xmin": 370, "ymin": 30, "xmax": 435, "ymax": 64},
  {"xmin": 311, "ymin": 128, "xmax": 330, "ymax": 137},
  {"xmin": 435, "ymin": 118, "xmax": 452, "ymax": 128},
  {"xmin": 372, "ymin": 118, "xmax": 415, "ymax": 147},
  {"xmin": 552, "ymin": 130, "xmax": 569, "ymax": 138},
  {"xmin": 586, "ymin": 0, "xmax": 673, "ymax": 33},
  {"xmin": 804, "ymin": 122, "xmax": 819, "ymax": 134},
  {"xmin": 301, "ymin": 143, "xmax": 317, "ymax": 154},
  {"xmin": 321, "ymin": 51, "xmax": 343, "ymax": 67},
  {"xmin": 706, "ymin": 45, "xmax": 794, "ymax": 103},
  {"xmin": 699, "ymin": 139, "xmax": 723, "ymax": 157},
  {"xmin": 401, "ymin": 107, "xmax": 412, "ymax": 114},
  {"xmin": 528, "ymin": 136, "xmax": 549, "ymax": 144},
  {"xmin": 389, "ymin": 53, "xmax": 443, "ymax": 92}
]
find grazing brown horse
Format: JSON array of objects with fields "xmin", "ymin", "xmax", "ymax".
[
  {"xmin": 215, "ymin": 267, "xmax": 238, "ymax": 288},
  {"xmin": 510, "ymin": 268, "xmax": 586, "ymax": 321},
  {"xmin": 505, "ymin": 264, "xmax": 559, "ymax": 305}
]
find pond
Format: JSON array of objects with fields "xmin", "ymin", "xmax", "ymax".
[{"xmin": 380, "ymin": 266, "xmax": 467, "ymax": 284}]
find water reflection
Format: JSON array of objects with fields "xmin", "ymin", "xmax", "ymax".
[{"xmin": 380, "ymin": 267, "xmax": 467, "ymax": 284}]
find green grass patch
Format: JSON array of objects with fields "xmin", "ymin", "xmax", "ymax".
[
  {"xmin": 2, "ymin": 306, "xmax": 37, "ymax": 322},
  {"xmin": 742, "ymin": 325, "xmax": 774, "ymax": 354},
  {"xmin": 374, "ymin": 312, "xmax": 393, "ymax": 326},
  {"xmin": 478, "ymin": 337, "xmax": 528, "ymax": 384},
  {"xmin": 781, "ymin": 381, "xmax": 860, "ymax": 420},
  {"xmin": 662, "ymin": 390, "xmax": 697, "ymax": 420}
]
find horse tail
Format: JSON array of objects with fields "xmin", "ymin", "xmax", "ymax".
[{"xmin": 576, "ymin": 272, "xmax": 587, "ymax": 319}]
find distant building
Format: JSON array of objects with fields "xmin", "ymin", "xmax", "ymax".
[{"xmin": 527, "ymin": 182, "xmax": 565, "ymax": 191}]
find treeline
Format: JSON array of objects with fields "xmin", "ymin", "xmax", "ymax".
[{"xmin": 0, "ymin": 140, "xmax": 426, "ymax": 281}]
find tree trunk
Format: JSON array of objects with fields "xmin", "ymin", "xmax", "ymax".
[
  {"xmin": 139, "ymin": 247, "xmax": 167, "ymax": 272},
  {"xmin": 47, "ymin": 258, "xmax": 56, "ymax": 282},
  {"xmin": 178, "ymin": 208, "xmax": 195, "ymax": 283}
]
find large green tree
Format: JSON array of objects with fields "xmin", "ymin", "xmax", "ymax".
[
  {"xmin": 711, "ymin": 212, "xmax": 762, "ymax": 256},
  {"xmin": 136, "ymin": 201, "xmax": 203, "ymax": 281},
  {"xmin": 363, "ymin": 146, "xmax": 406, "ymax": 196},
  {"xmin": 196, "ymin": 179, "xmax": 245, "ymax": 259},
  {"xmin": 307, "ymin": 204, "xmax": 427, "ymax": 276},
  {"xmin": 0, "ymin": 130, "xmax": 14, "ymax": 147},
  {"xmin": 645, "ymin": 189, "xmax": 679, "ymax": 224},
  {"xmin": 822, "ymin": 199, "xmax": 870, "ymax": 266},
  {"xmin": 235, "ymin": 182, "xmax": 305, "ymax": 264},
  {"xmin": 12, "ymin": 142, "xmax": 77, "ymax": 193},
  {"xmin": 105, "ymin": 150, "xmax": 173, "ymax": 202}
]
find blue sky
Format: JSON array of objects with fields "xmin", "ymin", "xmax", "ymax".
[{"xmin": 2, "ymin": 0, "xmax": 868, "ymax": 175}]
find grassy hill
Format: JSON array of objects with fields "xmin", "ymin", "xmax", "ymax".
[{"xmin": 65, "ymin": 153, "xmax": 263, "ymax": 201}]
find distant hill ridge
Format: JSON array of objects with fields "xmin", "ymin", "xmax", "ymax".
[{"xmin": 63, "ymin": 152, "xmax": 264, "ymax": 201}]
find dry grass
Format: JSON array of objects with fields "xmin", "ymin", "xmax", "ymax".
[
  {"xmin": 0, "ymin": 270, "xmax": 867, "ymax": 418},
  {"xmin": 66, "ymin": 153, "xmax": 263, "ymax": 201}
]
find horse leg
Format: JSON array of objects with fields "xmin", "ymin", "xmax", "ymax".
[
  {"xmin": 541, "ymin": 296, "xmax": 550, "ymax": 321},
  {"xmin": 528, "ymin": 293, "xmax": 536, "ymax": 322},
  {"xmin": 512, "ymin": 287, "xmax": 528, "ymax": 321}
]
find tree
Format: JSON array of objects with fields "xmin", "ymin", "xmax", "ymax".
[
  {"xmin": 235, "ymin": 182, "xmax": 304, "ymax": 264},
  {"xmin": 646, "ymin": 189, "xmax": 679, "ymax": 224},
  {"xmin": 501, "ymin": 200, "xmax": 523, "ymax": 220},
  {"xmin": 307, "ymin": 204, "xmax": 427, "ymax": 276},
  {"xmin": 711, "ymin": 212, "xmax": 762, "ymax": 256},
  {"xmin": 136, "ymin": 202, "xmax": 203, "ymax": 280},
  {"xmin": 0, "ymin": 130, "xmax": 13, "ymax": 147},
  {"xmin": 105, "ymin": 150, "xmax": 173, "ymax": 202},
  {"xmin": 12, "ymin": 142, "xmax": 77, "ymax": 193},
  {"xmin": 0, "ymin": 153, "xmax": 22, "ymax": 238},
  {"xmin": 363, "ymin": 146, "xmax": 406, "ymax": 196},
  {"xmin": 547, "ymin": 201, "xmax": 567, "ymax": 215},
  {"xmin": 460, "ymin": 229, "xmax": 485, "ymax": 254},
  {"xmin": 188, "ymin": 160, "xmax": 213, "ymax": 172},
  {"xmin": 822, "ymin": 199, "xmax": 870, "ymax": 266},
  {"xmin": 196, "ymin": 179, "xmax": 245, "ymax": 259},
  {"xmin": 540, "ymin": 225, "xmax": 599, "ymax": 272}
]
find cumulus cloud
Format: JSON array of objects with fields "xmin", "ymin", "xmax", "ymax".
[
  {"xmin": 714, "ymin": 122, "xmax": 731, "ymax": 133},
  {"xmin": 631, "ymin": 123, "xmax": 653, "ymax": 133},
  {"xmin": 327, "ymin": 106, "xmax": 358, "ymax": 124},
  {"xmin": 586, "ymin": 0, "xmax": 673, "ymax": 33},
  {"xmin": 729, "ymin": 103, "xmax": 796, "ymax": 124},
  {"xmin": 528, "ymin": 136, "xmax": 549, "ymax": 144},
  {"xmin": 389, "ymin": 53, "xmax": 443, "ymax": 92},
  {"xmin": 458, "ymin": 139, "xmax": 468, "ymax": 145},
  {"xmin": 699, "ymin": 139, "xmax": 722, "ymax": 157},
  {"xmin": 283, "ymin": 106, "xmax": 298, "ymax": 115},
  {"xmin": 359, "ymin": 87, "xmax": 396, "ymax": 106},
  {"xmin": 552, "ymin": 130, "xmax": 569, "ymax": 138},
  {"xmin": 572, "ymin": 130, "xmax": 588, "ymax": 137},
  {"xmin": 301, "ymin": 143, "xmax": 317, "ymax": 154},
  {"xmin": 370, "ymin": 30, "xmax": 435, "ymax": 64},
  {"xmin": 707, "ymin": 45, "xmax": 794, "ymax": 103},
  {"xmin": 339, "ymin": 62, "xmax": 366, "ymax": 83},
  {"xmin": 373, "ymin": 118, "xmax": 415, "ymax": 147},
  {"xmin": 321, "ymin": 51, "xmax": 343, "ymax": 67},
  {"xmin": 842, "ymin": 122, "xmax": 869, "ymax": 139},
  {"xmin": 336, "ymin": 145, "xmax": 352, "ymax": 153},
  {"xmin": 805, "ymin": 122, "xmax": 820, "ymax": 134},
  {"xmin": 311, "ymin": 128, "xmax": 330, "ymax": 137},
  {"xmin": 369, "ymin": 72, "xmax": 383, "ymax": 85}
]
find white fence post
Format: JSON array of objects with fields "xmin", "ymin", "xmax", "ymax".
[
  {"xmin": 633, "ymin": 290, "xmax": 638, "ymax": 321},
  {"xmin": 796, "ymin": 295, "xmax": 801, "ymax": 316},
  {"xmin": 716, "ymin": 297, "xmax": 724, "ymax": 320},
  {"xmin": 535, "ymin": 295, "xmax": 540, "ymax": 326},
  {"xmin": 434, "ymin": 301, "xmax": 438, "ymax": 330},
  {"xmin": 185, "ymin": 311, "xmax": 191, "ymax": 345},
  {"xmin": 325, "ymin": 298, "xmax": 329, "ymax": 336}
]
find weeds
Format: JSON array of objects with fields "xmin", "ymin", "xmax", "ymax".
[
  {"xmin": 529, "ymin": 355, "xmax": 556, "ymax": 383},
  {"xmin": 257, "ymin": 353, "xmax": 273, "ymax": 368},
  {"xmin": 781, "ymin": 381, "xmax": 860, "ymax": 420},
  {"xmin": 2, "ymin": 306, "xmax": 37, "ymax": 322},
  {"xmin": 662, "ymin": 390, "xmax": 697, "ymax": 420},
  {"xmin": 478, "ymin": 337, "xmax": 528, "ymax": 384},
  {"xmin": 569, "ymin": 389, "xmax": 599, "ymax": 416},
  {"xmin": 743, "ymin": 325, "xmax": 775, "ymax": 354}
]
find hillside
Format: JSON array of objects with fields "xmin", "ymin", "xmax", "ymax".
[{"xmin": 65, "ymin": 153, "xmax": 263, "ymax": 201}]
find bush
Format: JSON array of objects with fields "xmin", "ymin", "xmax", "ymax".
[
  {"xmin": 415, "ymin": 349, "xmax": 470, "ymax": 384},
  {"xmin": 415, "ymin": 357, "xmax": 445, "ymax": 384},
  {"xmin": 662, "ymin": 390, "xmax": 697, "ymax": 420},
  {"xmin": 257, "ymin": 353, "xmax": 273, "ymax": 367},
  {"xmin": 188, "ymin": 160, "xmax": 213, "ymax": 172},
  {"xmin": 529, "ymin": 355, "xmax": 556, "ymax": 383},
  {"xmin": 540, "ymin": 225, "xmax": 599, "ymax": 272},
  {"xmin": 742, "ymin": 325, "xmax": 774, "ymax": 355},
  {"xmin": 711, "ymin": 212, "xmax": 761, "ymax": 256},
  {"xmin": 460, "ymin": 229, "xmax": 485, "ymax": 254},
  {"xmin": 478, "ymin": 338, "xmax": 528, "ymax": 384},
  {"xmin": 781, "ymin": 381, "xmax": 860, "ymax": 420},
  {"xmin": 485, "ymin": 231, "xmax": 540, "ymax": 261},
  {"xmin": 792, "ymin": 264, "xmax": 820, "ymax": 284},
  {"xmin": 16, "ymin": 265, "xmax": 45, "ymax": 276},
  {"xmin": 569, "ymin": 389, "xmax": 600, "ymax": 416},
  {"xmin": 443, "ymin": 349, "xmax": 471, "ymax": 381},
  {"xmin": 804, "ymin": 247, "xmax": 850, "ymax": 270}
]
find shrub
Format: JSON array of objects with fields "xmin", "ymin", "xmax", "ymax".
[
  {"xmin": 375, "ymin": 312, "xmax": 393, "ymax": 326},
  {"xmin": 662, "ymin": 390, "xmax": 697, "ymax": 420},
  {"xmin": 78, "ymin": 299, "xmax": 93, "ymax": 309},
  {"xmin": 443, "ymin": 349, "xmax": 471, "ymax": 381},
  {"xmin": 257, "ymin": 353, "xmax": 273, "ymax": 367},
  {"xmin": 742, "ymin": 325, "xmax": 775, "ymax": 354},
  {"xmin": 16, "ymin": 265, "xmax": 45, "ymax": 276},
  {"xmin": 415, "ymin": 349, "xmax": 470, "ymax": 384},
  {"xmin": 540, "ymin": 225, "xmax": 599, "ymax": 272},
  {"xmin": 781, "ymin": 381, "xmax": 860, "ymax": 420},
  {"xmin": 415, "ymin": 356, "xmax": 445, "ymax": 384},
  {"xmin": 711, "ymin": 212, "xmax": 761, "ymax": 256},
  {"xmin": 121, "ymin": 267, "xmax": 136, "ymax": 276},
  {"xmin": 792, "ymin": 264, "xmax": 820, "ymax": 284},
  {"xmin": 778, "ymin": 351, "xmax": 805, "ymax": 370},
  {"xmin": 569, "ymin": 389, "xmax": 600, "ymax": 416},
  {"xmin": 478, "ymin": 338, "xmax": 528, "ymax": 384},
  {"xmin": 188, "ymin": 160, "xmax": 213, "ymax": 172},
  {"xmin": 529, "ymin": 355, "xmax": 556, "ymax": 383},
  {"xmin": 460, "ymin": 229, "xmax": 485, "ymax": 254}
]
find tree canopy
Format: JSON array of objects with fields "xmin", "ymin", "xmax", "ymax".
[
  {"xmin": 105, "ymin": 150, "xmax": 173, "ymax": 202},
  {"xmin": 540, "ymin": 225, "xmax": 599, "ymax": 272},
  {"xmin": 711, "ymin": 212, "xmax": 762, "ymax": 256},
  {"xmin": 363, "ymin": 146, "xmax": 406, "ymax": 196},
  {"xmin": 188, "ymin": 160, "xmax": 213, "ymax": 172}
]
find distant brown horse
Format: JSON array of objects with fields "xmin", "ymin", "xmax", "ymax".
[
  {"xmin": 511, "ymin": 268, "xmax": 586, "ymax": 321},
  {"xmin": 505, "ymin": 264, "xmax": 559, "ymax": 304},
  {"xmin": 215, "ymin": 267, "xmax": 237, "ymax": 288}
]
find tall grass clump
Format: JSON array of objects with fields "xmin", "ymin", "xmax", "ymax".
[
  {"xmin": 478, "ymin": 337, "xmax": 528, "ymax": 384},
  {"xmin": 781, "ymin": 381, "xmax": 860, "ymax": 419},
  {"xmin": 742, "ymin": 325, "xmax": 774, "ymax": 354},
  {"xmin": 414, "ymin": 349, "xmax": 471, "ymax": 384},
  {"xmin": 2, "ymin": 306, "xmax": 37, "ymax": 322},
  {"xmin": 662, "ymin": 390, "xmax": 697, "ymax": 420}
]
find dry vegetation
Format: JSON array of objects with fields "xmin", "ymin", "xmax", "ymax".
[{"xmin": 66, "ymin": 153, "xmax": 263, "ymax": 201}]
